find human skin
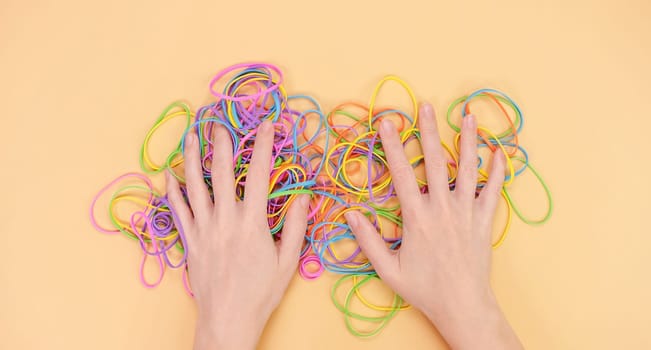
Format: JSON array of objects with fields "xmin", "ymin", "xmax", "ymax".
[
  {"xmin": 166, "ymin": 103, "xmax": 523, "ymax": 350},
  {"xmin": 166, "ymin": 120, "xmax": 310, "ymax": 350},
  {"xmin": 344, "ymin": 104, "xmax": 523, "ymax": 350}
]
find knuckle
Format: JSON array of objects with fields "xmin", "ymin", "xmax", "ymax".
[
  {"xmin": 391, "ymin": 164, "xmax": 414, "ymax": 181},
  {"xmin": 428, "ymin": 155, "xmax": 447, "ymax": 170},
  {"xmin": 167, "ymin": 187, "xmax": 179, "ymax": 201},
  {"xmin": 399, "ymin": 200, "xmax": 424, "ymax": 219},
  {"xmin": 458, "ymin": 164, "xmax": 478, "ymax": 178},
  {"xmin": 482, "ymin": 183, "xmax": 501, "ymax": 199},
  {"xmin": 420, "ymin": 122, "xmax": 438, "ymax": 134}
]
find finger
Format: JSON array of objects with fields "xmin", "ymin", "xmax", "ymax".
[
  {"xmin": 278, "ymin": 194, "xmax": 310, "ymax": 272},
  {"xmin": 183, "ymin": 131, "xmax": 213, "ymax": 217},
  {"xmin": 211, "ymin": 123, "xmax": 236, "ymax": 209},
  {"xmin": 344, "ymin": 210, "xmax": 399, "ymax": 283},
  {"xmin": 455, "ymin": 114, "xmax": 478, "ymax": 200},
  {"xmin": 165, "ymin": 171, "xmax": 194, "ymax": 245},
  {"xmin": 244, "ymin": 120, "xmax": 274, "ymax": 214},
  {"xmin": 417, "ymin": 103, "xmax": 450, "ymax": 200},
  {"xmin": 379, "ymin": 119, "xmax": 423, "ymax": 218},
  {"xmin": 477, "ymin": 150, "xmax": 506, "ymax": 215}
]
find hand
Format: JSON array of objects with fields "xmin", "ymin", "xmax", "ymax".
[
  {"xmin": 166, "ymin": 120, "xmax": 310, "ymax": 350},
  {"xmin": 344, "ymin": 103, "xmax": 523, "ymax": 349}
]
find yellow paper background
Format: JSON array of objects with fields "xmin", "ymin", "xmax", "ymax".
[{"xmin": 1, "ymin": 0, "xmax": 650, "ymax": 349}]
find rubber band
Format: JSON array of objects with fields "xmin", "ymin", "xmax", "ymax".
[
  {"xmin": 331, "ymin": 274, "xmax": 403, "ymax": 337},
  {"xmin": 90, "ymin": 63, "xmax": 552, "ymax": 337},
  {"xmin": 502, "ymin": 157, "xmax": 554, "ymax": 225},
  {"xmin": 139, "ymin": 101, "xmax": 194, "ymax": 174},
  {"xmin": 298, "ymin": 255, "xmax": 324, "ymax": 280}
]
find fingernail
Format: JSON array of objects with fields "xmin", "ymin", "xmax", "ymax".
[
  {"xmin": 344, "ymin": 211, "xmax": 357, "ymax": 226},
  {"xmin": 300, "ymin": 194, "xmax": 310, "ymax": 207},
  {"xmin": 381, "ymin": 119, "xmax": 395, "ymax": 132},
  {"xmin": 186, "ymin": 132, "xmax": 195, "ymax": 146},
  {"xmin": 260, "ymin": 120, "xmax": 272, "ymax": 132},
  {"xmin": 495, "ymin": 150, "xmax": 505, "ymax": 162},
  {"xmin": 464, "ymin": 114, "xmax": 475, "ymax": 128},
  {"xmin": 421, "ymin": 103, "xmax": 433, "ymax": 114}
]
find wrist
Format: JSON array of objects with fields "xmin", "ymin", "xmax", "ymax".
[
  {"xmin": 194, "ymin": 306, "xmax": 270, "ymax": 350},
  {"xmin": 423, "ymin": 285, "xmax": 498, "ymax": 324},
  {"xmin": 423, "ymin": 288, "xmax": 522, "ymax": 350}
]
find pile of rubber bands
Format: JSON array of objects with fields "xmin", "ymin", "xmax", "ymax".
[{"xmin": 90, "ymin": 62, "xmax": 553, "ymax": 337}]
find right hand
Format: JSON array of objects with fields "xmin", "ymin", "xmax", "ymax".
[{"xmin": 344, "ymin": 103, "xmax": 523, "ymax": 350}]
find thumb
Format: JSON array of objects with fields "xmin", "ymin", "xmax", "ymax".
[
  {"xmin": 278, "ymin": 194, "xmax": 310, "ymax": 272},
  {"xmin": 344, "ymin": 210, "xmax": 399, "ymax": 283}
]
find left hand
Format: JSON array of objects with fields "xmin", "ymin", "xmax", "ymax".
[{"xmin": 166, "ymin": 120, "xmax": 310, "ymax": 350}]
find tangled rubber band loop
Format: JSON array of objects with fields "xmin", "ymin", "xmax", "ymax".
[
  {"xmin": 140, "ymin": 101, "xmax": 194, "ymax": 174},
  {"xmin": 331, "ymin": 274, "xmax": 404, "ymax": 338},
  {"xmin": 299, "ymin": 255, "xmax": 324, "ymax": 280},
  {"xmin": 90, "ymin": 63, "xmax": 552, "ymax": 337}
]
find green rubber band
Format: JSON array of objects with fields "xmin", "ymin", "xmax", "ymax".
[
  {"xmin": 139, "ymin": 101, "xmax": 193, "ymax": 174},
  {"xmin": 503, "ymin": 157, "xmax": 553, "ymax": 225},
  {"xmin": 331, "ymin": 274, "xmax": 402, "ymax": 337}
]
